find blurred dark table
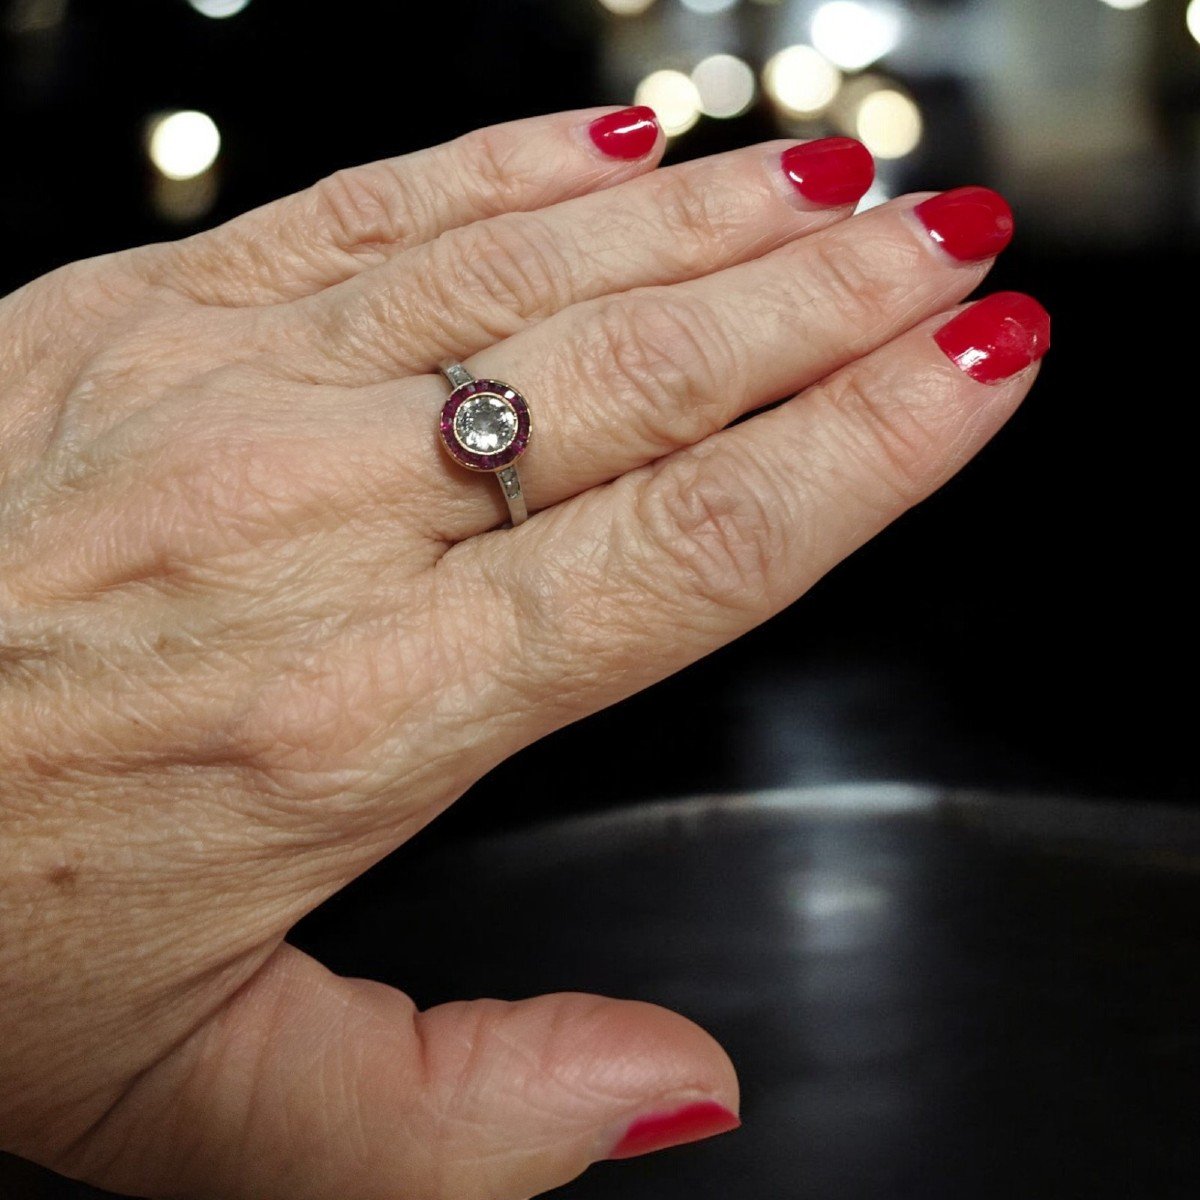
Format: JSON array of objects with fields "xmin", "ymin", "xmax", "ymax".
[{"xmin": 6, "ymin": 786, "xmax": 1199, "ymax": 1198}]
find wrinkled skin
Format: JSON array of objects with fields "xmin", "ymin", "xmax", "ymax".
[{"xmin": 0, "ymin": 108, "xmax": 1041, "ymax": 1199}]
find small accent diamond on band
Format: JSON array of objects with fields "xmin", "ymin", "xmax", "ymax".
[{"xmin": 437, "ymin": 365, "xmax": 531, "ymax": 526}]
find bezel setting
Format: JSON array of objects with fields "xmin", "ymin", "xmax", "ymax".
[{"xmin": 438, "ymin": 378, "xmax": 531, "ymax": 473}]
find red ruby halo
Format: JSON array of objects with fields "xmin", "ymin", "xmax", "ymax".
[{"xmin": 438, "ymin": 378, "xmax": 531, "ymax": 473}]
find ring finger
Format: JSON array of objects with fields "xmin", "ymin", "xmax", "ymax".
[{"xmin": 397, "ymin": 186, "xmax": 1016, "ymax": 540}]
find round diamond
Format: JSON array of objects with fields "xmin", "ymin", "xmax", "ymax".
[{"xmin": 454, "ymin": 394, "xmax": 518, "ymax": 455}]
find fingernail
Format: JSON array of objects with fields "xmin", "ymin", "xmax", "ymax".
[
  {"xmin": 588, "ymin": 106, "xmax": 661, "ymax": 160},
  {"xmin": 914, "ymin": 186, "xmax": 1014, "ymax": 262},
  {"xmin": 935, "ymin": 292, "xmax": 1051, "ymax": 384},
  {"xmin": 605, "ymin": 1100, "xmax": 741, "ymax": 1161},
  {"xmin": 780, "ymin": 137, "xmax": 875, "ymax": 208}
]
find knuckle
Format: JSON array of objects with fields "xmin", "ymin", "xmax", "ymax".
[
  {"xmin": 579, "ymin": 292, "xmax": 741, "ymax": 453},
  {"xmin": 351, "ymin": 282, "xmax": 427, "ymax": 373},
  {"xmin": 231, "ymin": 650, "xmax": 388, "ymax": 801},
  {"xmin": 634, "ymin": 450, "xmax": 784, "ymax": 613},
  {"xmin": 428, "ymin": 213, "xmax": 568, "ymax": 332},
  {"xmin": 319, "ymin": 211, "xmax": 576, "ymax": 378},
  {"xmin": 310, "ymin": 163, "xmax": 417, "ymax": 252},
  {"xmin": 339, "ymin": 279, "xmax": 423, "ymax": 372},
  {"xmin": 67, "ymin": 307, "xmax": 248, "ymax": 411},
  {"xmin": 649, "ymin": 167, "xmax": 755, "ymax": 270},
  {"xmin": 229, "ymin": 618, "xmax": 469, "ymax": 822},
  {"xmin": 148, "ymin": 408, "xmax": 322, "ymax": 545},
  {"xmin": 154, "ymin": 429, "xmax": 273, "ymax": 524},
  {"xmin": 819, "ymin": 365, "xmax": 951, "ymax": 509},
  {"xmin": 14, "ymin": 257, "xmax": 157, "ymax": 349},
  {"xmin": 449, "ymin": 125, "xmax": 541, "ymax": 212},
  {"xmin": 300, "ymin": 282, "xmax": 424, "ymax": 379},
  {"xmin": 4, "ymin": 383, "xmax": 331, "ymax": 604},
  {"xmin": 801, "ymin": 230, "xmax": 923, "ymax": 333}
]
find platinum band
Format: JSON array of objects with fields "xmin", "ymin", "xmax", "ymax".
[
  {"xmin": 441, "ymin": 361, "xmax": 475, "ymax": 390},
  {"xmin": 439, "ymin": 362, "xmax": 528, "ymax": 527}
]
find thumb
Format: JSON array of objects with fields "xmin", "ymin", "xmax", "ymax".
[{"xmin": 64, "ymin": 945, "xmax": 740, "ymax": 1200}]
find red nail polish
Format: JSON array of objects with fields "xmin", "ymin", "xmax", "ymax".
[
  {"xmin": 935, "ymin": 292, "xmax": 1051, "ymax": 384},
  {"xmin": 781, "ymin": 138, "xmax": 875, "ymax": 208},
  {"xmin": 914, "ymin": 186, "xmax": 1014, "ymax": 262},
  {"xmin": 606, "ymin": 1100, "xmax": 741, "ymax": 1161},
  {"xmin": 588, "ymin": 106, "xmax": 660, "ymax": 160}
]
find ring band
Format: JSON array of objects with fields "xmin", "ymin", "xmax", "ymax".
[{"xmin": 437, "ymin": 362, "xmax": 531, "ymax": 527}]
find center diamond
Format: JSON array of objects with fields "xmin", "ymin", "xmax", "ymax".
[{"xmin": 454, "ymin": 394, "xmax": 518, "ymax": 455}]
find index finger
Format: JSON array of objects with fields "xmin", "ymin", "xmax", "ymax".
[{"xmin": 151, "ymin": 106, "xmax": 665, "ymax": 305}]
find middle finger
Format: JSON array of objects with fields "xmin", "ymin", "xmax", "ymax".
[{"xmin": 283, "ymin": 138, "xmax": 876, "ymax": 380}]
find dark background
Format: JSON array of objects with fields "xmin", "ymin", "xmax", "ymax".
[{"xmin": 2, "ymin": 1, "xmax": 1199, "ymax": 1197}]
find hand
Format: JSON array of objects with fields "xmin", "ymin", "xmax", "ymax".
[{"xmin": 0, "ymin": 106, "xmax": 1047, "ymax": 1199}]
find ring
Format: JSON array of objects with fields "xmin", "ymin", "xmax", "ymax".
[{"xmin": 437, "ymin": 362, "xmax": 531, "ymax": 527}]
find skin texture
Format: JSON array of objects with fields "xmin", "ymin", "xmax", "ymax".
[{"xmin": 0, "ymin": 107, "xmax": 1043, "ymax": 1199}]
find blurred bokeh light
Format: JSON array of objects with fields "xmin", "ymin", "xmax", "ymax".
[
  {"xmin": 597, "ymin": 0, "xmax": 656, "ymax": 14},
  {"xmin": 679, "ymin": 0, "xmax": 740, "ymax": 12},
  {"xmin": 146, "ymin": 110, "xmax": 221, "ymax": 181},
  {"xmin": 763, "ymin": 44, "xmax": 842, "ymax": 118},
  {"xmin": 854, "ymin": 86, "xmax": 921, "ymax": 159},
  {"xmin": 187, "ymin": 0, "xmax": 253, "ymax": 16},
  {"xmin": 635, "ymin": 67, "xmax": 703, "ymax": 135},
  {"xmin": 692, "ymin": 53, "xmax": 756, "ymax": 118},
  {"xmin": 810, "ymin": 1, "xmax": 902, "ymax": 71}
]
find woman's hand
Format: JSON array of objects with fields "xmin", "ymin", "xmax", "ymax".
[{"xmin": 0, "ymin": 107, "xmax": 1046, "ymax": 1199}]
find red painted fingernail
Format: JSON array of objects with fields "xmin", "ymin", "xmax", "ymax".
[
  {"xmin": 606, "ymin": 1100, "xmax": 741, "ymax": 1161},
  {"xmin": 588, "ymin": 106, "xmax": 660, "ymax": 160},
  {"xmin": 935, "ymin": 292, "xmax": 1051, "ymax": 384},
  {"xmin": 914, "ymin": 186, "xmax": 1014, "ymax": 262},
  {"xmin": 780, "ymin": 137, "xmax": 875, "ymax": 208}
]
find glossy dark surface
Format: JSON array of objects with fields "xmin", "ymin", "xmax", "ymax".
[{"xmin": 8, "ymin": 788, "xmax": 1199, "ymax": 1198}]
